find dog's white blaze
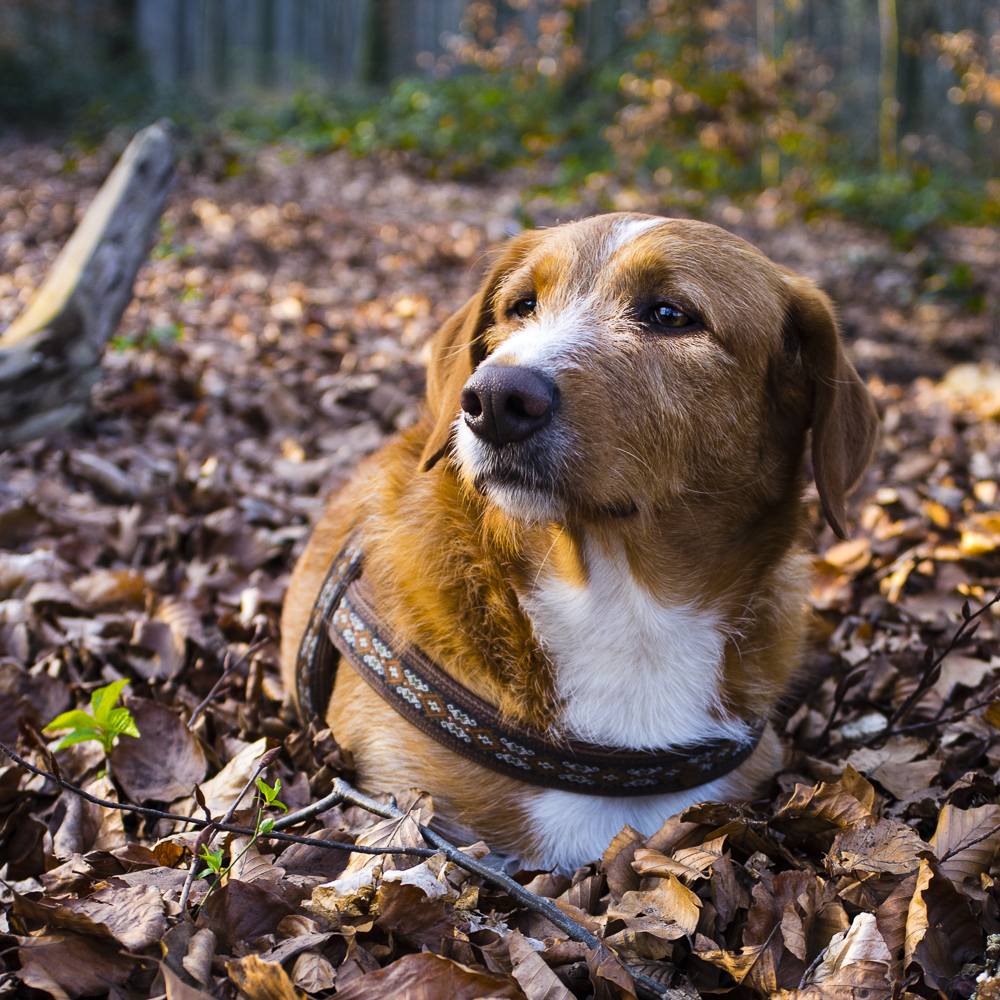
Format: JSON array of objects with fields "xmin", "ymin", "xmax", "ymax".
[
  {"xmin": 485, "ymin": 298, "xmax": 597, "ymax": 372},
  {"xmin": 602, "ymin": 216, "xmax": 665, "ymax": 259},
  {"xmin": 523, "ymin": 539, "xmax": 740, "ymax": 749}
]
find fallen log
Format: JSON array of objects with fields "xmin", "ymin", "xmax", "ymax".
[{"xmin": 0, "ymin": 120, "xmax": 175, "ymax": 449}]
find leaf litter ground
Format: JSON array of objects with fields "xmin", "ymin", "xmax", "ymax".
[{"xmin": 3, "ymin": 139, "xmax": 1000, "ymax": 1000}]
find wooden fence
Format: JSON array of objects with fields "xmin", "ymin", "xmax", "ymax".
[{"xmin": 2, "ymin": 0, "xmax": 997, "ymax": 165}]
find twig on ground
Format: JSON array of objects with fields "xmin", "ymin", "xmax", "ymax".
[
  {"xmin": 220, "ymin": 746, "xmax": 282, "ymax": 825},
  {"xmin": 272, "ymin": 786, "xmax": 342, "ymax": 831},
  {"xmin": 178, "ymin": 823, "xmax": 215, "ymax": 918},
  {"xmin": 0, "ymin": 740, "xmax": 436, "ymax": 859},
  {"xmin": 815, "ymin": 664, "xmax": 869, "ymax": 752},
  {"xmin": 861, "ymin": 589, "xmax": 1000, "ymax": 747},
  {"xmin": 323, "ymin": 778, "xmax": 696, "ymax": 1000},
  {"xmin": 187, "ymin": 635, "xmax": 267, "ymax": 732}
]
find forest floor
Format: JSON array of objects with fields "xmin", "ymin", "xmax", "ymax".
[{"xmin": 3, "ymin": 139, "xmax": 1000, "ymax": 999}]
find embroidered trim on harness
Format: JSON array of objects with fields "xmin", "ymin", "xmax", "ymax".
[{"xmin": 297, "ymin": 546, "xmax": 767, "ymax": 797}]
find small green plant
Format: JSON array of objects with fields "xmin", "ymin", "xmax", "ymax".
[
  {"xmin": 43, "ymin": 679, "xmax": 140, "ymax": 775},
  {"xmin": 150, "ymin": 218, "xmax": 195, "ymax": 261},
  {"xmin": 194, "ymin": 774, "xmax": 287, "ymax": 912},
  {"xmin": 110, "ymin": 322, "xmax": 183, "ymax": 353}
]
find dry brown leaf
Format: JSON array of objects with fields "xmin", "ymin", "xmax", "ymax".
[
  {"xmin": 229, "ymin": 837, "xmax": 285, "ymax": 884},
  {"xmin": 204, "ymin": 878, "xmax": 296, "ymax": 953},
  {"xmin": 607, "ymin": 872, "xmax": 702, "ymax": 937},
  {"xmin": 708, "ymin": 851, "xmax": 751, "ymax": 926},
  {"xmin": 228, "ymin": 954, "xmax": 306, "ymax": 1000},
  {"xmin": 291, "ymin": 950, "xmax": 337, "ymax": 991},
  {"xmin": 162, "ymin": 964, "xmax": 215, "ymax": 1000},
  {"xmin": 13, "ymin": 883, "xmax": 166, "ymax": 951},
  {"xmin": 16, "ymin": 931, "xmax": 136, "ymax": 997},
  {"xmin": 773, "ymin": 767, "xmax": 875, "ymax": 839},
  {"xmin": 70, "ymin": 568, "xmax": 147, "ymax": 609},
  {"xmin": 587, "ymin": 942, "xmax": 637, "ymax": 1000},
  {"xmin": 51, "ymin": 775, "xmax": 126, "ymax": 857},
  {"xmin": 875, "ymin": 873, "xmax": 916, "ymax": 979},
  {"xmin": 181, "ymin": 927, "xmax": 216, "ymax": 986},
  {"xmin": 631, "ymin": 847, "xmax": 705, "ymax": 882},
  {"xmin": 842, "ymin": 736, "xmax": 940, "ymax": 800},
  {"xmin": 508, "ymin": 929, "xmax": 575, "ymax": 1000},
  {"xmin": 929, "ymin": 802, "xmax": 1000, "ymax": 889},
  {"xmin": 933, "ymin": 653, "xmax": 999, "ymax": 699},
  {"xmin": 332, "ymin": 950, "xmax": 524, "ymax": 1000},
  {"xmin": 188, "ymin": 737, "xmax": 270, "ymax": 818},
  {"xmin": 110, "ymin": 697, "xmax": 207, "ymax": 802},
  {"xmin": 829, "ymin": 818, "xmax": 932, "ymax": 877},
  {"xmin": 374, "ymin": 879, "xmax": 453, "ymax": 952},
  {"xmin": 671, "ymin": 833, "xmax": 728, "ymax": 874},
  {"xmin": 905, "ymin": 857, "xmax": 983, "ymax": 990}
]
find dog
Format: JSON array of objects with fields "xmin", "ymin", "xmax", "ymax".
[{"xmin": 280, "ymin": 212, "xmax": 879, "ymax": 871}]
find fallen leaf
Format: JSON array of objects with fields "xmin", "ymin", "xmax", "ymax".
[
  {"xmin": 110, "ymin": 697, "xmax": 207, "ymax": 802},
  {"xmin": 829, "ymin": 818, "xmax": 932, "ymax": 877},
  {"xmin": 905, "ymin": 857, "xmax": 983, "ymax": 989},
  {"xmin": 162, "ymin": 963, "xmax": 215, "ymax": 1000},
  {"xmin": 332, "ymin": 950, "xmax": 523, "ymax": 999},
  {"xmin": 17, "ymin": 931, "xmax": 136, "ymax": 997},
  {"xmin": 508, "ymin": 929, "xmax": 574, "ymax": 1000},
  {"xmin": 228, "ymin": 954, "xmax": 306, "ymax": 1000},
  {"xmin": 607, "ymin": 873, "xmax": 702, "ymax": 937},
  {"xmin": 181, "ymin": 926, "xmax": 216, "ymax": 986},
  {"xmin": 14, "ymin": 883, "xmax": 166, "ymax": 950},
  {"xmin": 842, "ymin": 736, "xmax": 940, "ymax": 800},
  {"xmin": 291, "ymin": 950, "xmax": 337, "ymax": 991},
  {"xmin": 929, "ymin": 803, "xmax": 1000, "ymax": 890},
  {"xmin": 188, "ymin": 737, "xmax": 270, "ymax": 818}
]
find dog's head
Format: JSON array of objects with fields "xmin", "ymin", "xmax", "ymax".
[{"xmin": 419, "ymin": 213, "xmax": 878, "ymax": 539}]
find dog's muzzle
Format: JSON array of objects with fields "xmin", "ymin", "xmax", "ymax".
[{"xmin": 460, "ymin": 366, "xmax": 556, "ymax": 446}]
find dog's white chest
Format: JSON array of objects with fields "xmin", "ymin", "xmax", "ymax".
[
  {"xmin": 521, "ymin": 541, "xmax": 732, "ymax": 750},
  {"xmin": 517, "ymin": 541, "xmax": 749, "ymax": 870}
]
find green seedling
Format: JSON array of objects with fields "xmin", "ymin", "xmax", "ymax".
[
  {"xmin": 194, "ymin": 767, "xmax": 289, "ymax": 914},
  {"xmin": 197, "ymin": 844, "xmax": 225, "ymax": 878},
  {"xmin": 256, "ymin": 776, "xmax": 287, "ymax": 813},
  {"xmin": 43, "ymin": 680, "xmax": 140, "ymax": 766}
]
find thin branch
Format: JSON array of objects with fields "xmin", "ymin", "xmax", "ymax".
[
  {"xmin": 938, "ymin": 822, "xmax": 1000, "ymax": 864},
  {"xmin": 272, "ymin": 786, "xmax": 342, "ymax": 831},
  {"xmin": 325, "ymin": 779, "xmax": 695, "ymax": 1000},
  {"xmin": 866, "ymin": 589, "xmax": 1000, "ymax": 745},
  {"xmin": 0, "ymin": 741, "xmax": 435, "ymax": 859},
  {"xmin": 179, "ymin": 823, "xmax": 215, "ymax": 917},
  {"xmin": 187, "ymin": 635, "xmax": 267, "ymax": 732},
  {"xmin": 221, "ymin": 746, "xmax": 281, "ymax": 825}
]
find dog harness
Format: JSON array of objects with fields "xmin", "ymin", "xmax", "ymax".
[{"xmin": 296, "ymin": 545, "xmax": 766, "ymax": 797}]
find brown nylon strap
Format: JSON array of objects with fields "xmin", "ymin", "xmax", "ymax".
[{"xmin": 302, "ymin": 550, "xmax": 765, "ymax": 797}]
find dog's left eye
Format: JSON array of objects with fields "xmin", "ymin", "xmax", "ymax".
[
  {"xmin": 648, "ymin": 303, "xmax": 695, "ymax": 329},
  {"xmin": 512, "ymin": 298, "xmax": 537, "ymax": 319}
]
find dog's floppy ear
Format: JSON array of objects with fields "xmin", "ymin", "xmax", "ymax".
[
  {"xmin": 419, "ymin": 233, "xmax": 538, "ymax": 472},
  {"xmin": 785, "ymin": 275, "xmax": 880, "ymax": 539}
]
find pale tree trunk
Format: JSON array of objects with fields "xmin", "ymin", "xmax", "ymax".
[
  {"xmin": 757, "ymin": 0, "xmax": 779, "ymax": 188},
  {"xmin": 878, "ymin": 0, "xmax": 899, "ymax": 172},
  {"xmin": 0, "ymin": 121, "xmax": 175, "ymax": 450}
]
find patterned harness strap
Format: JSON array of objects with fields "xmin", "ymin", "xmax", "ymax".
[{"xmin": 297, "ymin": 545, "xmax": 766, "ymax": 797}]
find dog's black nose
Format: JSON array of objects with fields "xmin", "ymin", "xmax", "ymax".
[{"xmin": 460, "ymin": 366, "xmax": 555, "ymax": 445}]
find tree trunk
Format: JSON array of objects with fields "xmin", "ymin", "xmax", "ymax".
[
  {"xmin": 878, "ymin": 0, "xmax": 899, "ymax": 172},
  {"xmin": 0, "ymin": 119, "xmax": 175, "ymax": 450}
]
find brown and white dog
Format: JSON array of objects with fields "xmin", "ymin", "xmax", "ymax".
[{"xmin": 280, "ymin": 212, "xmax": 879, "ymax": 871}]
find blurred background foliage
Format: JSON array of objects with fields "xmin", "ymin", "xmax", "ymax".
[{"xmin": 1, "ymin": 0, "xmax": 999, "ymax": 246}]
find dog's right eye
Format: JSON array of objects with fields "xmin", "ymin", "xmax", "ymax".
[{"xmin": 512, "ymin": 298, "xmax": 536, "ymax": 319}]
